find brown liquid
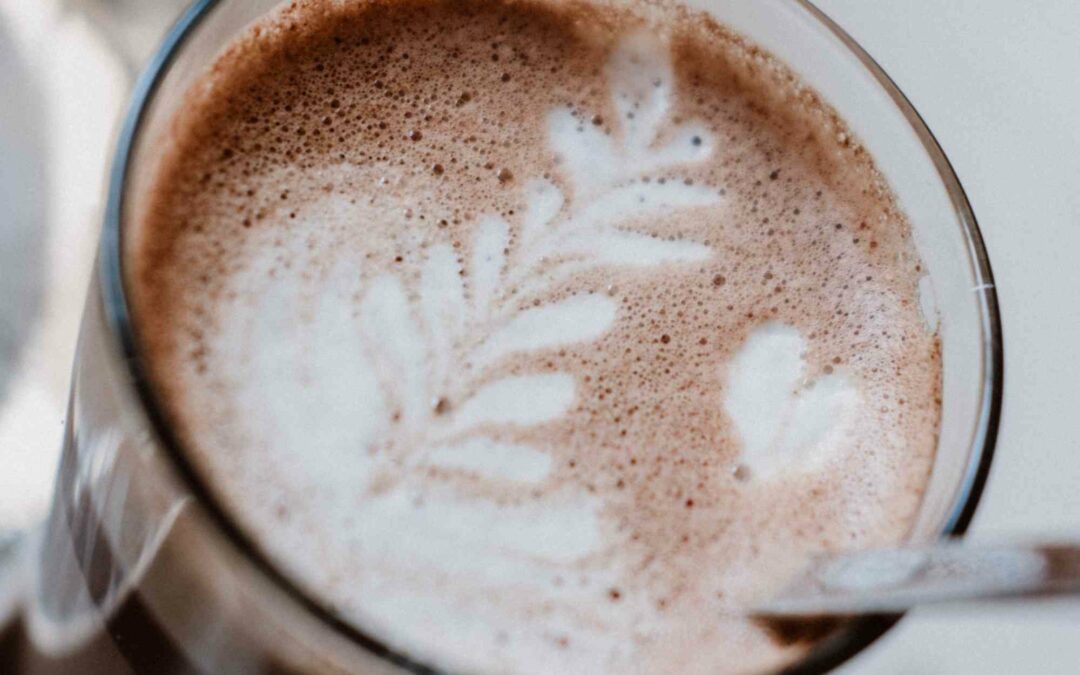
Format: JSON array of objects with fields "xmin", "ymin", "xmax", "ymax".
[{"xmin": 128, "ymin": 1, "xmax": 940, "ymax": 672}]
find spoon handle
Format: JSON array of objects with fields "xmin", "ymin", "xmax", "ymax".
[{"xmin": 755, "ymin": 541, "xmax": 1080, "ymax": 617}]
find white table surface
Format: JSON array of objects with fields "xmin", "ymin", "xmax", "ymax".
[{"xmin": 1, "ymin": 0, "xmax": 1078, "ymax": 672}]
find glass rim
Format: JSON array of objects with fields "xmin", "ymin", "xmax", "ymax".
[{"xmin": 98, "ymin": 0, "xmax": 1004, "ymax": 672}]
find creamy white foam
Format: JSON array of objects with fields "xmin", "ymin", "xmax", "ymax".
[
  {"xmin": 131, "ymin": 1, "xmax": 941, "ymax": 672},
  {"xmin": 726, "ymin": 322, "xmax": 860, "ymax": 479}
]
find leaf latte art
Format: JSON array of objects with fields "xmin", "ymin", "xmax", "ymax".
[{"xmin": 350, "ymin": 31, "xmax": 719, "ymax": 506}]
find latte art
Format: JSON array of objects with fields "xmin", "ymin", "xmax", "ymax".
[
  {"xmin": 330, "ymin": 31, "xmax": 719, "ymax": 516},
  {"xmin": 727, "ymin": 322, "xmax": 860, "ymax": 479},
  {"xmin": 129, "ymin": 1, "xmax": 941, "ymax": 673}
]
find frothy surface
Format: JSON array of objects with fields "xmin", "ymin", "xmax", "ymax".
[{"xmin": 129, "ymin": 1, "xmax": 940, "ymax": 672}]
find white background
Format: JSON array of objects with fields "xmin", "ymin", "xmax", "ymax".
[{"xmin": 1, "ymin": 0, "xmax": 1078, "ymax": 672}]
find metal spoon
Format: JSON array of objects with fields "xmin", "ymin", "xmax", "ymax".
[{"xmin": 754, "ymin": 540, "xmax": 1080, "ymax": 618}]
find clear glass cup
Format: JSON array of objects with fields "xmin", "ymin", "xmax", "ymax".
[{"xmin": 0, "ymin": 0, "xmax": 1002, "ymax": 672}]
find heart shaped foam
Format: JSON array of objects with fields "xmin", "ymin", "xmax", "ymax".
[{"xmin": 725, "ymin": 322, "xmax": 860, "ymax": 479}]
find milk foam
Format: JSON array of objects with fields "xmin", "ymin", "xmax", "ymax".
[
  {"xmin": 726, "ymin": 323, "xmax": 860, "ymax": 479},
  {"xmin": 131, "ymin": 1, "xmax": 942, "ymax": 672}
]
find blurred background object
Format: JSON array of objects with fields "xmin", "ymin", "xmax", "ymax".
[
  {"xmin": 64, "ymin": 0, "xmax": 190, "ymax": 71},
  {"xmin": 0, "ymin": 16, "xmax": 47, "ymax": 447},
  {"xmin": 0, "ymin": 0, "xmax": 181, "ymax": 537}
]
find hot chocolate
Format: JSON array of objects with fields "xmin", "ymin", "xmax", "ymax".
[{"xmin": 128, "ymin": 0, "xmax": 940, "ymax": 672}]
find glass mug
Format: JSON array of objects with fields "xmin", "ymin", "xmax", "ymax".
[{"xmin": 0, "ymin": 0, "xmax": 1002, "ymax": 672}]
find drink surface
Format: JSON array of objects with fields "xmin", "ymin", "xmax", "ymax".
[{"xmin": 128, "ymin": 0, "xmax": 941, "ymax": 672}]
